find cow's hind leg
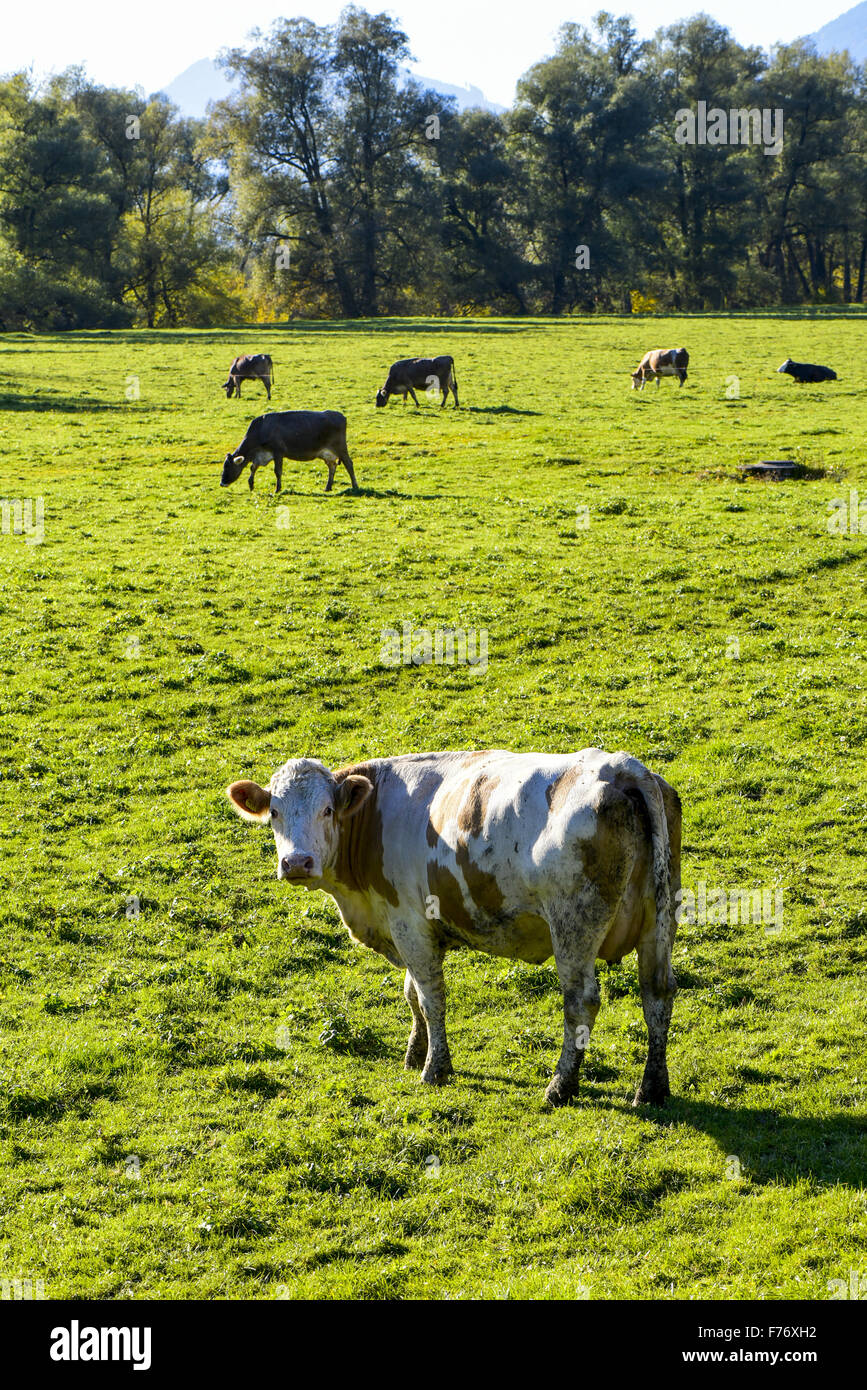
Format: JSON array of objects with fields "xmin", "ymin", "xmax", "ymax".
[
  {"xmin": 544, "ymin": 904, "xmax": 606, "ymax": 1106},
  {"xmin": 403, "ymin": 971, "xmax": 428, "ymax": 1069},
  {"xmin": 340, "ymin": 451, "xmax": 359, "ymax": 490},
  {"xmin": 633, "ymin": 931, "xmax": 676, "ymax": 1106}
]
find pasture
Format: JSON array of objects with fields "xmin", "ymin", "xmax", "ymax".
[{"xmin": 0, "ymin": 315, "xmax": 865, "ymax": 1300}]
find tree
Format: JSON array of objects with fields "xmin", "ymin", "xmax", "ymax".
[{"xmin": 0, "ymin": 73, "xmax": 122, "ymax": 328}]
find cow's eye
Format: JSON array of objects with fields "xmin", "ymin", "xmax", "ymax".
[{"xmin": 323, "ymin": 806, "xmax": 333, "ymax": 818}]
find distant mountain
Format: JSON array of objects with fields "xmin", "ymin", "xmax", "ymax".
[
  {"xmin": 809, "ymin": 2, "xmax": 867, "ymax": 62},
  {"xmin": 410, "ymin": 76, "xmax": 505, "ymax": 115},
  {"xmin": 160, "ymin": 59, "xmax": 235, "ymax": 118},
  {"xmin": 158, "ymin": 57, "xmax": 504, "ymax": 119}
]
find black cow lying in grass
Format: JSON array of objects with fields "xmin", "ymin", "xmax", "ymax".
[
  {"xmin": 221, "ymin": 410, "xmax": 358, "ymax": 493},
  {"xmin": 776, "ymin": 358, "xmax": 837, "ymax": 384}
]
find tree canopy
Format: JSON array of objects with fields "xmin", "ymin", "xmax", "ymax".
[{"xmin": 1, "ymin": 7, "xmax": 864, "ymax": 326}]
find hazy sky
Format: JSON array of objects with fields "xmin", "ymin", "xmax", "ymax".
[{"xmin": 5, "ymin": 1, "xmax": 840, "ymax": 107}]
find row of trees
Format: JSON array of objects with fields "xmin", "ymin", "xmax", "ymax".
[{"xmin": 1, "ymin": 7, "xmax": 865, "ymax": 327}]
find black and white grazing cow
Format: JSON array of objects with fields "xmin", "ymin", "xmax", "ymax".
[
  {"xmin": 631, "ymin": 348, "xmax": 689, "ymax": 390},
  {"xmin": 776, "ymin": 359, "xmax": 837, "ymax": 384},
  {"xmin": 225, "ymin": 747, "xmax": 681, "ymax": 1107},
  {"xmin": 220, "ymin": 410, "xmax": 358, "ymax": 493},
  {"xmin": 224, "ymin": 354, "xmax": 274, "ymax": 399},
  {"xmin": 376, "ymin": 356, "xmax": 459, "ymax": 408}
]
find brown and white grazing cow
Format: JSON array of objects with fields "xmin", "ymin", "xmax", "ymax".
[
  {"xmin": 220, "ymin": 410, "xmax": 358, "ymax": 493},
  {"xmin": 376, "ymin": 356, "xmax": 459, "ymax": 408},
  {"xmin": 225, "ymin": 748, "xmax": 681, "ymax": 1107},
  {"xmin": 224, "ymin": 354, "xmax": 274, "ymax": 399},
  {"xmin": 631, "ymin": 348, "xmax": 689, "ymax": 390}
]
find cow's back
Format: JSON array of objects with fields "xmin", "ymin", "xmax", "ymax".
[
  {"xmin": 345, "ymin": 750, "xmax": 652, "ymax": 952},
  {"xmin": 255, "ymin": 409, "xmax": 345, "ymax": 452}
]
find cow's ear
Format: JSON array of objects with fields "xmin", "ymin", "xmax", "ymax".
[
  {"xmin": 335, "ymin": 774, "xmax": 373, "ymax": 819},
  {"xmin": 226, "ymin": 780, "xmax": 272, "ymax": 822}
]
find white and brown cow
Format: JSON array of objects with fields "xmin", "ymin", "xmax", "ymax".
[
  {"xmin": 631, "ymin": 347, "xmax": 689, "ymax": 390},
  {"xmin": 225, "ymin": 748, "xmax": 681, "ymax": 1107}
]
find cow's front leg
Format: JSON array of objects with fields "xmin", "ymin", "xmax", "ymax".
[
  {"xmin": 403, "ymin": 970, "xmax": 428, "ymax": 1069},
  {"xmin": 408, "ymin": 387, "xmax": 421, "ymax": 407},
  {"xmin": 392, "ymin": 925, "xmax": 452, "ymax": 1084}
]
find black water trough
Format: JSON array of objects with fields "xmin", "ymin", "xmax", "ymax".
[{"xmin": 740, "ymin": 461, "xmax": 807, "ymax": 480}]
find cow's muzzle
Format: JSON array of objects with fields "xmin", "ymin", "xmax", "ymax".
[
  {"xmin": 221, "ymin": 454, "xmax": 246, "ymax": 486},
  {"xmin": 280, "ymin": 854, "xmax": 317, "ymax": 882}
]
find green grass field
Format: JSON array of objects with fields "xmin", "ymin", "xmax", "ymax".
[{"xmin": 0, "ymin": 315, "xmax": 865, "ymax": 1301}]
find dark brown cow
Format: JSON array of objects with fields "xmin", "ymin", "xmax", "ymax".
[
  {"xmin": 224, "ymin": 354, "xmax": 274, "ymax": 400},
  {"xmin": 220, "ymin": 410, "xmax": 358, "ymax": 493},
  {"xmin": 376, "ymin": 356, "xmax": 459, "ymax": 408},
  {"xmin": 631, "ymin": 348, "xmax": 689, "ymax": 390}
]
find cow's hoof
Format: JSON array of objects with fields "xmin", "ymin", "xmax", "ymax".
[
  {"xmin": 404, "ymin": 1046, "xmax": 427, "ymax": 1071},
  {"xmin": 632, "ymin": 1085, "xmax": 669, "ymax": 1107},
  {"xmin": 545, "ymin": 1076, "xmax": 579, "ymax": 1108},
  {"xmin": 421, "ymin": 1062, "xmax": 453, "ymax": 1086}
]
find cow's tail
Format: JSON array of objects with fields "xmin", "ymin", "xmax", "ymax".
[
  {"xmin": 450, "ymin": 359, "xmax": 457, "ymax": 392},
  {"xmin": 268, "ymin": 355, "xmax": 275, "ymax": 383},
  {"xmin": 616, "ymin": 757, "xmax": 674, "ymax": 995}
]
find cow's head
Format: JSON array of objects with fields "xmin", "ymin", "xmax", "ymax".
[
  {"xmin": 226, "ymin": 759, "xmax": 373, "ymax": 882},
  {"xmin": 630, "ymin": 368, "xmax": 643, "ymax": 389},
  {"xmin": 776, "ymin": 359, "xmax": 793, "ymax": 374},
  {"xmin": 375, "ymin": 387, "xmax": 389, "ymax": 408},
  {"xmin": 224, "ymin": 378, "xmax": 237, "ymax": 398},
  {"xmin": 221, "ymin": 451, "xmax": 246, "ymax": 486}
]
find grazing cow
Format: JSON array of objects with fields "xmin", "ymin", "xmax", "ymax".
[
  {"xmin": 376, "ymin": 356, "xmax": 459, "ymax": 408},
  {"xmin": 776, "ymin": 358, "xmax": 837, "ymax": 384},
  {"xmin": 224, "ymin": 354, "xmax": 274, "ymax": 399},
  {"xmin": 631, "ymin": 347, "xmax": 689, "ymax": 390},
  {"xmin": 220, "ymin": 410, "xmax": 358, "ymax": 493},
  {"xmin": 225, "ymin": 747, "xmax": 681, "ymax": 1107}
]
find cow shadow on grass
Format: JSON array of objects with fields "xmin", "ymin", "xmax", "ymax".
[
  {"xmin": 269, "ymin": 486, "xmax": 454, "ymax": 501},
  {"xmin": 462, "ymin": 404, "xmax": 542, "ymax": 417},
  {"xmin": 602, "ymin": 1094, "xmax": 867, "ymax": 1190}
]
